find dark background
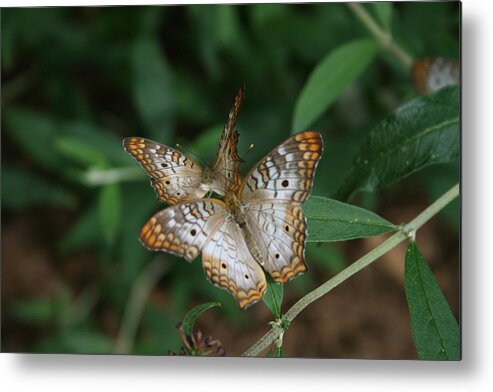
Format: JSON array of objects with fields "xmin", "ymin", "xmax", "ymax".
[{"xmin": 1, "ymin": 2, "xmax": 459, "ymax": 357}]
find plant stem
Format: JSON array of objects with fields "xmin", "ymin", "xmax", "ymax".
[
  {"xmin": 347, "ymin": 3, "xmax": 413, "ymax": 70},
  {"xmin": 113, "ymin": 258, "xmax": 169, "ymax": 354},
  {"xmin": 242, "ymin": 183, "xmax": 459, "ymax": 356},
  {"xmin": 83, "ymin": 166, "xmax": 145, "ymax": 186}
]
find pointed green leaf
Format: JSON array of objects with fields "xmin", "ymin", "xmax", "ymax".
[
  {"xmin": 98, "ymin": 183, "xmax": 122, "ymax": 245},
  {"xmin": 63, "ymin": 121, "xmax": 130, "ymax": 166},
  {"xmin": 4, "ymin": 108, "xmax": 64, "ymax": 171},
  {"xmin": 404, "ymin": 241, "xmax": 460, "ymax": 360},
  {"xmin": 292, "ymin": 38, "xmax": 378, "ymax": 131},
  {"xmin": 5, "ymin": 109, "xmax": 130, "ymax": 171},
  {"xmin": 304, "ymin": 196, "xmax": 396, "ymax": 242},
  {"xmin": 268, "ymin": 345, "xmax": 283, "ymax": 358},
  {"xmin": 263, "ymin": 275, "xmax": 283, "ymax": 318},
  {"xmin": 59, "ymin": 204, "xmax": 101, "ymax": 253},
  {"xmin": 2, "ymin": 166, "xmax": 76, "ymax": 210},
  {"xmin": 182, "ymin": 302, "xmax": 222, "ymax": 337},
  {"xmin": 334, "ymin": 85, "xmax": 459, "ymax": 200},
  {"xmin": 55, "ymin": 137, "xmax": 107, "ymax": 167}
]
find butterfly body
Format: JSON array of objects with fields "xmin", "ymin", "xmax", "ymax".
[
  {"xmin": 124, "ymin": 87, "xmax": 245, "ymax": 204},
  {"xmin": 223, "ymin": 190, "xmax": 266, "ymax": 266},
  {"xmin": 139, "ymin": 131, "xmax": 323, "ymax": 309}
]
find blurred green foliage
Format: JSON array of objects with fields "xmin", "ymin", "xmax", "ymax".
[{"xmin": 1, "ymin": 3, "xmax": 459, "ymax": 355}]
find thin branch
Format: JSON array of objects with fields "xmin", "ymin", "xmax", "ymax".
[
  {"xmin": 347, "ymin": 3, "xmax": 413, "ymax": 70},
  {"xmin": 83, "ymin": 166, "xmax": 145, "ymax": 186},
  {"xmin": 242, "ymin": 183, "xmax": 459, "ymax": 356},
  {"xmin": 113, "ymin": 257, "xmax": 170, "ymax": 354}
]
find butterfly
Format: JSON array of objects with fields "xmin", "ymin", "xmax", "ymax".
[
  {"xmin": 139, "ymin": 131, "xmax": 323, "ymax": 309},
  {"xmin": 412, "ymin": 57, "xmax": 459, "ymax": 95},
  {"xmin": 123, "ymin": 87, "xmax": 245, "ymax": 205}
]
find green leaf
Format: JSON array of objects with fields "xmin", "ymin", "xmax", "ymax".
[
  {"xmin": 215, "ymin": 5, "xmax": 242, "ymax": 49},
  {"xmin": 64, "ymin": 121, "xmax": 131, "ymax": 167},
  {"xmin": 291, "ymin": 271, "xmax": 316, "ymax": 295},
  {"xmin": 132, "ymin": 37, "xmax": 174, "ymax": 140},
  {"xmin": 138, "ymin": 306, "xmax": 183, "ymax": 355},
  {"xmin": 4, "ymin": 109, "xmax": 129, "ymax": 172},
  {"xmin": 59, "ymin": 204, "xmax": 101, "ymax": 253},
  {"xmin": 4, "ymin": 108, "xmax": 64, "ymax": 171},
  {"xmin": 55, "ymin": 137, "xmax": 107, "ymax": 167},
  {"xmin": 404, "ymin": 241, "xmax": 460, "ymax": 360},
  {"xmin": 187, "ymin": 5, "xmax": 242, "ymax": 78},
  {"xmin": 49, "ymin": 328, "xmax": 113, "ymax": 354},
  {"xmin": 190, "ymin": 124, "xmax": 223, "ymax": 163},
  {"xmin": 174, "ymin": 71, "xmax": 216, "ymax": 125},
  {"xmin": 2, "ymin": 166, "xmax": 76, "ymax": 211},
  {"xmin": 182, "ymin": 302, "xmax": 222, "ymax": 337},
  {"xmin": 334, "ymin": 85, "xmax": 460, "ymax": 200},
  {"xmin": 98, "ymin": 183, "xmax": 122, "ymax": 245},
  {"xmin": 263, "ymin": 275, "xmax": 283, "ymax": 318},
  {"xmin": 292, "ymin": 38, "xmax": 378, "ymax": 131},
  {"xmin": 9, "ymin": 297, "xmax": 66, "ymax": 324},
  {"xmin": 1, "ymin": 16, "xmax": 15, "ymax": 70},
  {"xmin": 304, "ymin": 196, "xmax": 396, "ymax": 242},
  {"xmin": 268, "ymin": 345, "xmax": 283, "ymax": 358},
  {"xmin": 370, "ymin": 3, "xmax": 392, "ymax": 32},
  {"xmin": 120, "ymin": 183, "xmax": 159, "ymax": 282},
  {"xmin": 62, "ymin": 329, "xmax": 113, "ymax": 354},
  {"xmin": 306, "ymin": 243, "xmax": 346, "ymax": 274}
]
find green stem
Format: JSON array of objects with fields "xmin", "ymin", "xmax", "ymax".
[
  {"xmin": 113, "ymin": 258, "xmax": 170, "ymax": 354},
  {"xmin": 83, "ymin": 166, "xmax": 145, "ymax": 186},
  {"xmin": 242, "ymin": 183, "xmax": 459, "ymax": 356},
  {"xmin": 347, "ymin": 3, "xmax": 413, "ymax": 70}
]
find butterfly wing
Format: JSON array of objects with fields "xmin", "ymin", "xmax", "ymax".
[
  {"xmin": 202, "ymin": 219, "xmax": 267, "ymax": 309},
  {"xmin": 412, "ymin": 57, "xmax": 459, "ymax": 95},
  {"xmin": 210, "ymin": 87, "xmax": 245, "ymax": 194},
  {"xmin": 140, "ymin": 198, "xmax": 266, "ymax": 309},
  {"xmin": 123, "ymin": 137, "xmax": 206, "ymax": 205},
  {"xmin": 245, "ymin": 202, "xmax": 307, "ymax": 283},
  {"xmin": 240, "ymin": 131, "xmax": 323, "ymax": 204},
  {"xmin": 139, "ymin": 199, "xmax": 226, "ymax": 261},
  {"xmin": 240, "ymin": 131, "xmax": 323, "ymax": 283}
]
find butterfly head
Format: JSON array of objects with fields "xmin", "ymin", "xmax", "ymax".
[{"xmin": 202, "ymin": 166, "xmax": 214, "ymax": 185}]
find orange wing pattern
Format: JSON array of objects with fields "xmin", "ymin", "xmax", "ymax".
[{"xmin": 123, "ymin": 137, "xmax": 205, "ymax": 205}]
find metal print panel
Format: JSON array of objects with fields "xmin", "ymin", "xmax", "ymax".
[{"xmin": 1, "ymin": 1, "xmax": 460, "ymax": 359}]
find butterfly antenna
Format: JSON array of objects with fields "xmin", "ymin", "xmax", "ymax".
[
  {"xmin": 241, "ymin": 143, "xmax": 255, "ymax": 161},
  {"xmin": 176, "ymin": 143, "xmax": 209, "ymax": 166}
]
